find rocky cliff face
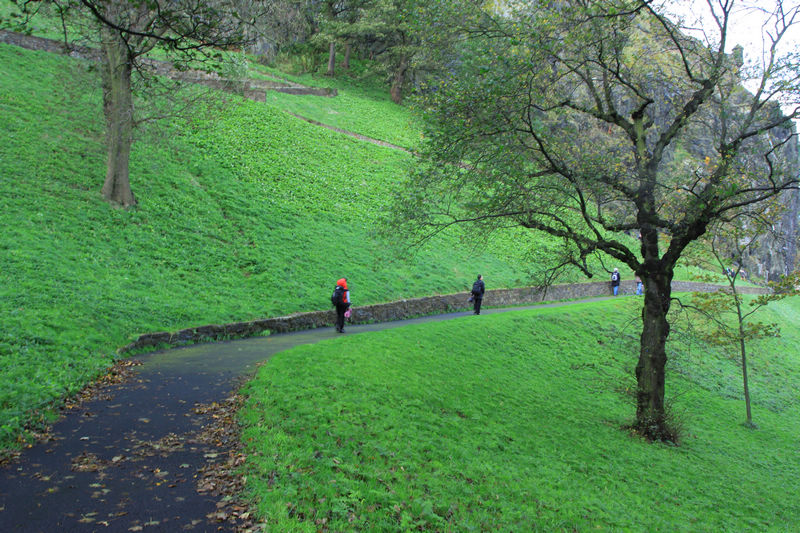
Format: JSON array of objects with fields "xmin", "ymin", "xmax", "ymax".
[
  {"xmin": 718, "ymin": 116, "xmax": 798, "ymax": 282},
  {"xmin": 744, "ymin": 119, "xmax": 799, "ymax": 281},
  {"xmin": 672, "ymin": 79, "xmax": 799, "ymax": 283},
  {"xmin": 637, "ymin": 34, "xmax": 800, "ymax": 283}
]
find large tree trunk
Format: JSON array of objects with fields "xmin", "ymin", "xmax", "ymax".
[
  {"xmin": 343, "ymin": 40, "xmax": 351, "ymax": 70},
  {"xmin": 635, "ymin": 268, "xmax": 673, "ymax": 440},
  {"xmin": 100, "ymin": 30, "xmax": 136, "ymax": 207},
  {"xmin": 326, "ymin": 41, "xmax": 336, "ymax": 77},
  {"xmin": 390, "ymin": 55, "xmax": 408, "ymax": 104}
]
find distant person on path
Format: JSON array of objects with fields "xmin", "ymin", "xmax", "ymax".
[
  {"xmin": 471, "ymin": 274, "xmax": 485, "ymax": 315},
  {"xmin": 611, "ymin": 268, "xmax": 621, "ymax": 296},
  {"xmin": 331, "ymin": 277, "xmax": 351, "ymax": 333},
  {"xmin": 635, "ymin": 275, "xmax": 643, "ymax": 295}
]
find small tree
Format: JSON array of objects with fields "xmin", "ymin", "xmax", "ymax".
[
  {"xmin": 312, "ymin": 0, "xmax": 371, "ymax": 77},
  {"xmin": 353, "ymin": 0, "xmax": 419, "ymax": 103},
  {"xmin": 685, "ymin": 215, "xmax": 799, "ymax": 426}
]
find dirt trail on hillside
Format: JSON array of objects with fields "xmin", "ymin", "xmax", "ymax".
[
  {"xmin": 0, "ymin": 298, "xmax": 615, "ymax": 531},
  {"xmin": 285, "ymin": 111, "xmax": 413, "ymax": 151}
]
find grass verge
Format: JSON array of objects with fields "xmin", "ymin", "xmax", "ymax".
[{"xmin": 238, "ymin": 297, "xmax": 800, "ymax": 531}]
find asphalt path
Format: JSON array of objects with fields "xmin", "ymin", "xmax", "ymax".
[{"xmin": 0, "ymin": 298, "xmax": 612, "ymax": 532}]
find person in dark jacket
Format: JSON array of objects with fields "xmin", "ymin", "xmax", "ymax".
[
  {"xmin": 332, "ymin": 277, "xmax": 351, "ymax": 333},
  {"xmin": 611, "ymin": 268, "xmax": 621, "ymax": 296},
  {"xmin": 471, "ymin": 274, "xmax": 485, "ymax": 314}
]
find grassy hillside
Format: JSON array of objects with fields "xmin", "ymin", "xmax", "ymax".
[
  {"xmin": 0, "ymin": 34, "xmax": 745, "ymax": 452},
  {"xmin": 249, "ymin": 61, "xmax": 424, "ymax": 150},
  {"xmin": 239, "ymin": 296, "xmax": 800, "ymax": 531},
  {"xmin": 0, "ymin": 42, "xmax": 553, "ymax": 450}
]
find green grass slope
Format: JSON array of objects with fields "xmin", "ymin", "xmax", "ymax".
[
  {"xmin": 249, "ymin": 60, "xmax": 424, "ymax": 150},
  {"xmin": 0, "ymin": 43, "xmax": 541, "ymax": 449},
  {"xmin": 239, "ymin": 297, "xmax": 800, "ymax": 531}
]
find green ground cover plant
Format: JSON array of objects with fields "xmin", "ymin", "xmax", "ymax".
[
  {"xmin": 249, "ymin": 60, "xmax": 423, "ymax": 150},
  {"xmin": 239, "ymin": 297, "xmax": 800, "ymax": 531}
]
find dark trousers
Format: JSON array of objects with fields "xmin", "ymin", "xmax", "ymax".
[
  {"xmin": 335, "ymin": 304, "xmax": 348, "ymax": 331},
  {"xmin": 473, "ymin": 297, "xmax": 483, "ymax": 315}
]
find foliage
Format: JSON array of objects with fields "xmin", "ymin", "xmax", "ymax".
[
  {"xmin": 239, "ymin": 297, "xmax": 800, "ymax": 530},
  {"xmin": 312, "ymin": 0, "xmax": 371, "ymax": 74},
  {"xmin": 378, "ymin": 0, "xmax": 471, "ymax": 103},
  {"xmin": 392, "ymin": 0, "xmax": 800, "ymax": 439},
  {"xmin": 308, "ymin": 0, "xmax": 468, "ymax": 103}
]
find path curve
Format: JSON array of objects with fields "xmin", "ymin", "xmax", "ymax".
[{"xmin": 0, "ymin": 298, "xmax": 615, "ymax": 531}]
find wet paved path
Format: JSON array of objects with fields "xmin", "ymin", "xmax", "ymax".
[{"xmin": 0, "ymin": 299, "xmax": 610, "ymax": 532}]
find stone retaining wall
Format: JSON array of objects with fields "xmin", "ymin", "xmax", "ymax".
[
  {"xmin": 117, "ymin": 280, "xmax": 767, "ymax": 354},
  {"xmin": 0, "ymin": 29, "xmax": 98, "ymax": 59},
  {"xmin": 0, "ymin": 29, "xmax": 336, "ymax": 99}
]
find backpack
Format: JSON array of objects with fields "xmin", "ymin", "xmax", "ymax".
[
  {"xmin": 472, "ymin": 280, "xmax": 483, "ymax": 296},
  {"xmin": 331, "ymin": 286, "xmax": 345, "ymax": 306}
]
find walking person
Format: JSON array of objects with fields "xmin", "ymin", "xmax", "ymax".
[
  {"xmin": 331, "ymin": 277, "xmax": 351, "ymax": 333},
  {"xmin": 471, "ymin": 274, "xmax": 485, "ymax": 315},
  {"xmin": 635, "ymin": 275, "xmax": 643, "ymax": 295},
  {"xmin": 611, "ymin": 268, "xmax": 621, "ymax": 296}
]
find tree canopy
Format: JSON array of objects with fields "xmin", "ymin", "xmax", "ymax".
[{"xmin": 395, "ymin": 0, "xmax": 800, "ymax": 440}]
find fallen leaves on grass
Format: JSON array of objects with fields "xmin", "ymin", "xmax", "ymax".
[{"xmin": 194, "ymin": 393, "xmax": 265, "ymax": 532}]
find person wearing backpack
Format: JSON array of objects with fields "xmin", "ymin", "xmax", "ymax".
[
  {"xmin": 611, "ymin": 268, "xmax": 621, "ymax": 296},
  {"xmin": 331, "ymin": 277, "xmax": 351, "ymax": 333},
  {"xmin": 471, "ymin": 274, "xmax": 485, "ymax": 315}
]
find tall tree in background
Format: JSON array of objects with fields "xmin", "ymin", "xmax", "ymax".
[
  {"xmin": 14, "ymin": 0, "xmax": 254, "ymax": 207},
  {"xmin": 240, "ymin": 0, "xmax": 316, "ymax": 61},
  {"xmin": 360, "ymin": 0, "xmax": 446, "ymax": 104},
  {"xmin": 394, "ymin": 0, "xmax": 800, "ymax": 439},
  {"xmin": 314, "ymin": 0, "xmax": 370, "ymax": 76},
  {"xmin": 320, "ymin": 0, "xmax": 343, "ymax": 76}
]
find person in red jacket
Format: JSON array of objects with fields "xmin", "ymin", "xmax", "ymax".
[{"xmin": 331, "ymin": 277, "xmax": 351, "ymax": 333}]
